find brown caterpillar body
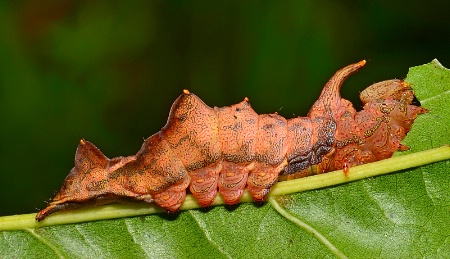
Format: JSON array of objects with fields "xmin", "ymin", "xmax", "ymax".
[{"xmin": 36, "ymin": 61, "xmax": 426, "ymax": 221}]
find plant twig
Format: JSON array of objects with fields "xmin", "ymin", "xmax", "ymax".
[{"xmin": 0, "ymin": 145, "xmax": 449, "ymax": 231}]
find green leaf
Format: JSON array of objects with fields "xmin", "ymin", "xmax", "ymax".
[{"xmin": 1, "ymin": 60, "xmax": 449, "ymax": 258}]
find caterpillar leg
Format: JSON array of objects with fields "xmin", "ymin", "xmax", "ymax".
[
  {"xmin": 247, "ymin": 160, "xmax": 287, "ymax": 201},
  {"xmin": 153, "ymin": 175, "xmax": 190, "ymax": 212},
  {"xmin": 189, "ymin": 163, "xmax": 222, "ymax": 207},
  {"xmin": 218, "ymin": 162, "xmax": 253, "ymax": 204}
]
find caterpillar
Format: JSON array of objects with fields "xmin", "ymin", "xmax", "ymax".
[{"xmin": 36, "ymin": 60, "xmax": 426, "ymax": 221}]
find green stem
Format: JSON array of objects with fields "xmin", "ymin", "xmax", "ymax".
[
  {"xmin": 1, "ymin": 145, "xmax": 449, "ymax": 231},
  {"xmin": 270, "ymin": 145, "xmax": 450, "ymax": 196}
]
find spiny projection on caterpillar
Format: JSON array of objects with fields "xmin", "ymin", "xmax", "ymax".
[{"xmin": 36, "ymin": 60, "xmax": 427, "ymax": 221}]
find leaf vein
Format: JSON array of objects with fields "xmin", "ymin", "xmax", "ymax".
[
  {"xmin": 25, "ymin": 228, "xmax": 65, "ymax": 258},
  {"xmin": 188, "ymin": 210, "xmax": 232, "ymax": 259},
  {"xmin": 420, "ymin": 89, "xmax": 450, "ymax": 105},
  {"xmin": 268, "ymin": 197, "xmax": 348, "ymax": 259},
  {"xmin": 74, "ymin": 224, "xmax": 101, "ymax": 256},
  {"xmin": 124, "ymin": 218, "xmax": 151, "ymax": 258}
]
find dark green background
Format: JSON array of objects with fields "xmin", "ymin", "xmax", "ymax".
[{"xmin": 1, "ymin": 1, "xmax": 448, "ymax": 216}]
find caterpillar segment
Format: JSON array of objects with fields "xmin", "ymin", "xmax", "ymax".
[{"xmin": 36, "ymin": 61, "xmax": 426, "ymax": 221}]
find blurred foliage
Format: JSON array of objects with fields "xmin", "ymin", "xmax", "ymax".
[{"xmin": 0, "ymin": 0, "xmax": 449, "ymax": 216}]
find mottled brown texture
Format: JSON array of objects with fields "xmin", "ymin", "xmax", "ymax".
[{"xmin": 36, "ymin": 61, "xmax": 426, "ymax": 221}]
